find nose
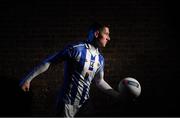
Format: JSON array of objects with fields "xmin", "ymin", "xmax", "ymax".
[{"xmin": 107, "ymin": 36, "xmax": 110, "ymax": 41}]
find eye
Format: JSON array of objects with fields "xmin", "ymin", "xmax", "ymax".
[{"xmin": 105, "ymin": 33, "xmax": 109, "ymax": 36}]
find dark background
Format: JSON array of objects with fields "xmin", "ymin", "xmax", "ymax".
[{"xmin": 0, "ymin": 0, "xmax": 179, "ymax": 117}]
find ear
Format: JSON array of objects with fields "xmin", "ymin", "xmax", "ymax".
[{"xmin": 94, "ymin": 31, "xmax": 99, "ymax": 38}]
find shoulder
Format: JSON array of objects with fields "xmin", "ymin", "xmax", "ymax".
[
  {"xmin": 98, "ymin": 54, "xmax": 105, "ymax": 64},
  {"xmin": 61, "ymin": 41, "xmax": 87, "ymax": 57},
  {"xmin": 66, "ymin": 41, "xmax": 87, "ymax": 51},
  {"xmin": 72, "ymin": 41, "xmax": 86, "ymax": 48}
]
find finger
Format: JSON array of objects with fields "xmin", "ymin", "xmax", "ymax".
[
  {"xmin": 25, "ymin": 87, "xmax": 29, "ymax": 92},
  {"xmin": 22, "ymin": 86, "xmax": 29, "ymax": 92}
]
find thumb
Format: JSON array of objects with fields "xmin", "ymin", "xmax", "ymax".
[
  {"xmin": 22, "ymin": 85, "xmax": 29, "ymax": 92},
  {"xmin": 21, "ymin": 82, "xmax": 30, "ymax": 92}
]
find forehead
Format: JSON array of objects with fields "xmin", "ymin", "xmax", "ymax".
[{"xmin": 101, "ymin": 27, "xmax": 109, "ymax": 32}]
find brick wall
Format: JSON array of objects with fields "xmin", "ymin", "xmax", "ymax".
[{"xmin": 0, "ymin": 0, "xmax": 178, "ymax": 116}]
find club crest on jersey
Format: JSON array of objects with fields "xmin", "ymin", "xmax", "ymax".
[{"xmin": 89, "ymin": 55, "xmax": 96, "ymax": 71}]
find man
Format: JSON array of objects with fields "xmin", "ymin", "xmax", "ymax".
[{"xmin": 19, "ymin": 22, "xmax": 121, "ymax": 117}]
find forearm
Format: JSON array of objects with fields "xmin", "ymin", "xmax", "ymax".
[
  {"xmin": 95, "ymin": 79, "xmax": 120, "ymax": 98},
  {"xmin": 21, "ymin": 62, "xmax": 50, "ymax": 83},
  {"xmin": 95, "ymin": 78, "xmax": 112, "ymax": 91}
]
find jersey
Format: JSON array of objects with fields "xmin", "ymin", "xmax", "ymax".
[{"xmin": 46, "ymin": 41, "xmax": 104, "ymax": 106}]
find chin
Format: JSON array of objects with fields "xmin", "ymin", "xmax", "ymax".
[
  {"xmin": 98, "ymin": 43, "xmax": 106, "ymax": 48},
  {"xmin": 103, "ymin": 43, "xmax": 107, "ymax": 47},
  {"xmin": 102, "ymin": 45, "xmax": 106, "ymax": 48}
]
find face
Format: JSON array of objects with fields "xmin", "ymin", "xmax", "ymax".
[{"xmin": 95, "ymin": 27, "xmax": 110, "ymax": 48}]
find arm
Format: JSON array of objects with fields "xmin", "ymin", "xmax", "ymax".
[
  {"xmin": 19, "ymin": 46, "xmax": 71, "ymax": 92},
  {"xmin": 95, "ymin": 70, "xmax": 132, "ymax": 102},
  {"xmin": 19, "ymin": 61, "xmax": 51, "ymax": 92},
  {"xmin": 95, "ymin": 70, "xmax": 120, "ymax": 99}
]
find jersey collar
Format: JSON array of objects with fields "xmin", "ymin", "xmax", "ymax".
[{"xmin": 85, "ymin": 43, "xmax": 100, "ymax": 55}]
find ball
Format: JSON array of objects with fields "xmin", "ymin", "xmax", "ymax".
[{"xmin": 118, "ymin": 77, "xmax": 141, "ymax": 98}]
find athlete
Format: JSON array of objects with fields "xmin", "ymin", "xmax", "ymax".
[{"xmin": 19, "ymin": 22, "xmax": 121, "ymax": 117}]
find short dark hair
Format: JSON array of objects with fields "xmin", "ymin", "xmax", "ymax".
[{"xmin": 88, "ymin": 22, "xmax": 110, "ymax": 32}]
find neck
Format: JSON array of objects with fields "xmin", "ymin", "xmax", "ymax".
[{"xmin": 89, "ymin": 39, "xmax": 99, "ymax": 49}]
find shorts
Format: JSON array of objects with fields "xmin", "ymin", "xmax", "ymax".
[
  {"xmin": 56, "ymin": 102, "xmax": 82, "ymax": 117},
  {"xmin": 56, "ymin": 100, "xmax": 92, "ymax": 117}
]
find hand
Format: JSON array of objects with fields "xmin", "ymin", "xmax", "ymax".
[
  {"xmin": 118, "ymin": 89, "xmax": 136, "ymax": 103},
  {"xmin": 19, "ymin": 80, "xmax": 30, "ymax": 92}
]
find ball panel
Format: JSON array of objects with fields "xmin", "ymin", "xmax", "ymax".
[{"xmin": 118, "ymin": 77, "xmax": 141, "ymax": 98}]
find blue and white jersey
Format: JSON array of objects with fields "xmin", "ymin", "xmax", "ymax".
[{"xmin": 46, "ymin": 41, "xmax": 104, "ymax": 105}]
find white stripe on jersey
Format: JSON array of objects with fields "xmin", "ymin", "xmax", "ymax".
[
  {"xmin": 72, "ymin": 44, "xmax": 85, "ymax": 48},
  {"xmin": 74, "ymin": 49, "xmax": 91, "ymax": 105},
  {"xmin": 92, "ymin": 54, "xmax": 99, "ymax": 79},
  {"xmin": 82, "ymin": 49, "xmax": 91, "ymax": 77}
]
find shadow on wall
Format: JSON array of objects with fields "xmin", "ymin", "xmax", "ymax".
[{"xmin": 0, "ymin": 75, "xmax": 32, "ymax": 116}]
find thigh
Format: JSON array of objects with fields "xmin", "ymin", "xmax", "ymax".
[{"xmin": 75, "ymin": 100, "xmax": 94, "ymax": 117}]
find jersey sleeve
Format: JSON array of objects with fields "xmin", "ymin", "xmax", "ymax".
[
  {"xmin": 43, "ymin": 45, "xmax": 74, "ymax": 64},
  {"xmin": 95, "ymin": 56, "xmax": 105, "ymax": 79}
]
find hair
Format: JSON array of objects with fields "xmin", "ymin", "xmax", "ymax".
[
  {"xmin": 88, "ymin": 22, "xmax": 110, "ymax": 32},
  {"xmin": 86, "ymin": 21, "xmax": 110, "ymax": 42}
]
